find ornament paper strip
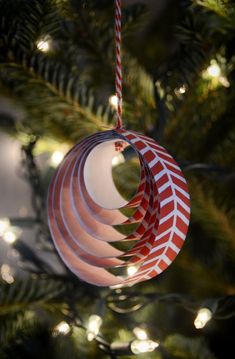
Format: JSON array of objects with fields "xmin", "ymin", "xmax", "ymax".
[{"xmin": 47, "ymin": 129, "xmax": 190, "ymax": 287}]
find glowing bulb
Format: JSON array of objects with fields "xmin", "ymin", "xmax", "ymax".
[
  {"xmin": 53, "ymin": 321, "xmax": 71, "ymax": 335},
  {"xmin": 174, "ymin": 85, "xmax": 187, "ymax": 98},
  {"xmin": 2, "ymin": 230, "xmax": 17, "ymax": 244},
  {"xmin": 178, "ymin": 85, "xmax": 186, "ymax": 94},
  {"xmin": 1, "ymin": 264, "xmax": 14, "ymax": 284},
  {"xmin": 127, "ymin": 265, "xmax": 138, "ymax": 276},
  {"xmin": 207, "ymin": 62, "xmax": 221, "ymax": 78},
  {"xmin": 112, "ymin": 152, "xmax": 125, "ymax": 167},
  {"xmin": 36, "ymin": 36, "xmax": 51, "ymax": 52},
  {"xmin": 0, "ymin": 218, "xmax": 10, "ymax": 236},
  {"xmin": 86, "ymin": 315, "xmax": 102, "ymax": 341},
  {"xmin": 50, "ymin": 151, "xmax": 64, "ymax": 167},
  {"xmin": 219, "ymin": 76, "xmax": 230, "ymax": 88},
  {"xmin": 109, "ymin": 95, "xmax": 118, "ymax": 108},
  {"xmin": 133, "ymin": 327, "xmax": 148, "ymax": 340},
  {"xmin": 194, "ymin": 308, "xmax": 212, "ymax": 329},
  {"xmin": 131, "ymin": 339, "xmax": 159, "ymax": 354},
  {"xmin": 0, "ymin": 221, "xmax": 21, "ymax": 244}
]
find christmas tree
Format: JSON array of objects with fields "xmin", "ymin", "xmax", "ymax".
[{"xmin": 0, "ymin": 0, "xmax": 235, "ymax": 358}]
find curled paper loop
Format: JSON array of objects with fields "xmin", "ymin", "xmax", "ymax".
[{"xmin": 47, "ymin": 129, "xmax": 190, "ymax": 287}]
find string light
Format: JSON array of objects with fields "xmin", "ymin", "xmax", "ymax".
[
  {"xmin": 175, "ymin": 85, "xmax": 187, "ymax": 98},
  {"xmin": 2, "ymin": 230, "xmax": 17, "ymax": 244},
  {"xmin": 203, "ymin": 59, "xmax": 230, "ymax": 88},
  {"xmin": 115, "ymin": 288, "xmax": 122, "ymax": 294},
  {"xmin": 36, "ymin": 36, "xmax": 51, "ymax": 52},
  {"xmin": 2, "ymin": 227, "xmax": 21, "ymax": 244},
  {"xmin": 206, "ymin": 61, "xmax": 221, "ymax": 78},
  {"xmin": 53, "ymin": 321, "xmax": 71, "ymax": 335},
  {"xmin": 112, "ymin": 152, "xmax": 125, "ymax": 166},
  {"xmin": 86, "ymin": 314, "xmax": 103, "ymax": 341},
  {"xmin": 179, "ymin": 86, "xmax": 186, "ymax": 94},
  {"xmin": 133, "ymin": 327, "xmax": 148, "ymax": 340},
  {"xmin": 219, "ymin": 76, "xmax": 230, "ymax": 88},
  {"xmin": 0, "ymin": 218, "xmax": 21, "ymax": 244},
  {"xmin": 130, "ymin": 339, "xmax": 159, "ymax": 354},
  {"xmin": 127, "ymin": 265, "xmax": 138, "ymax": 276},
  {"xmin": 2, "ymin": 228, "xmax": 21, "ymax": 244},
  {"xmin": 194, "ymin": 307, "xmax": 212, "ymax": 329},
  {"xmin": 50, "ymin": 151, "xmax": 64, "ymax": 167},
  {"xmin": 1, "ymin": 264, "xmax": 15, "ymax": 284},
  {"xmin": 109, "ymin": 95, "xmax": 118, "ymax": 109}
]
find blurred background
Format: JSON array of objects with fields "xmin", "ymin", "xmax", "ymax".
[{"xmin": 0, "ymin": 0, "xmax": 235, "ymax": 358}]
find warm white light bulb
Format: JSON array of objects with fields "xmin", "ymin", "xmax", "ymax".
[
  {"xmin": 109, "ymin": 95, "xmax": 118, "ymax": 108},
  {"xmin": 174, "ymin": 85, "xmax": 187, "ymax": 98},
  {"xmin": 207, "ymin": 62, "xmax": 221, "ymax": 78},
  {"xmin": 127, "ymin": 265, "xmax": 138, "ymax": 276},
  {"xmin": 0, "ymin": 218, "xmax": 10, "ymax": 236},
  {"xmin": 1, "ymin": 264, "xmax": 15, "ymax": 284},
  {"xmin": 112, "ymin": 152, "xmax": 125, "ymax": 167},
  {"xmin": 178, "ymin": 85, "xmax": 186, "ymax": 94},
  {"xmin": 131, "ymin": 339, "xmax": 159, "ymax": 354},
  {"xmin": 50, "ymin": 151, "xmax": 64, "ymax": 167},
  {"xmin": 36, "ymin": 37, "xmax": 51, "ymax": 52},
  {"xmin": 53, "ymin": 321, "xmax": 71, "ymax": 335},
  {"xmin": 194, "ymin": 308, "xmax": 212, "ymax": 329},
  {"xmin": 86, "ymin": 315, "xmax": 103, "ymax": 341},
  {"xmin": 2, "ymin": 230, "xmax": 17, "ymax": 244},
  {"xmin": 133, "ymin": 327, "xmax": 148, "ymax": 340},
  {"xmin": 219, "ymin": 76, "xmax": 230, "ymax": 88}
]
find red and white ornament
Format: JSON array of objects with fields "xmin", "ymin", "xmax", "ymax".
[
  {"xmin": 47, "ymin": 128, "xmax": 190, "ymax": 286},
  {"xmin": 47, "ymin": 0, "xmax": 190, "ymax": 287}
]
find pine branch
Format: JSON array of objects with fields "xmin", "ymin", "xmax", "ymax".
[
  {"xmin": 155, "ymin": 3, "xmax": 234, "ymax": 132},
  {"xmin": 0, "ymin": 311, "xmax": 35, "ymax": 345},
  {"xmin": 164, "ymin": 334, "xmax": 217, "ymax": 359},
  {"xmin": 55, "ymin": 0, "xmax": 154, "ymax": 133},
  {"xmin": 162, "ymin": 11, "xmax": 208, "ymax": 92},
  {"xmin": 205, "ymin": 86, "xmax": 235, "ymax": 167},
  {"xmin": 0, "ymin": 0, "xmax": 116, "ymax": 140},
  {"xmin": 0, "ymin": 60, "xmax": 113, "ymax": 141},
  {"xmin": 0, "ymin": 279, "xmax": 64, "ymax": 315},
  {"xmin": 193, "ymin": 0, "xmax": 235, "ymax": 20},
  {"xmin": 188, "ymin": 179, "xmax": 235, "ymax": 283},
  {"xmin": 0, "ymin": 0, "xmax": 155, "ymax": 137},
  {"xmin": 191, "ymin": 181, "xmax": 235, "ymax": 244},
  {"xmin": 164, "ymin": 80, "xmax": 228, "ymax": 161},
  {"xmin": 0, "ymin": 0, "xmax": 63, "ymax": 53},
  {"xmin": 122, "ymin": 3, "xmax": 148, "ymax": 36}
]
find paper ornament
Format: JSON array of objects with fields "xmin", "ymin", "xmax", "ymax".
[
  {"xmin": 47, "ymin": 128, "xmax": 190, "ymax": 287},
  {"xmin": 47, "ymin": 0, "xmax": 190, "ymax": 287}
]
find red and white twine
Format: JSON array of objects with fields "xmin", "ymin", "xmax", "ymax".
[{"xmin": 115, "ymin": 0, "xmax": 123, "ymax": 128}]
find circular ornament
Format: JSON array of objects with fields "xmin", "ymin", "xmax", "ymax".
[{"xmin": 47, "ymin": 129, "xmax": 190, "ymax": 287}]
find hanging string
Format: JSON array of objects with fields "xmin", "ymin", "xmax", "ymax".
[{"xmin": 115, "ymin": 0, "xmax": 123, "ymax": 128}]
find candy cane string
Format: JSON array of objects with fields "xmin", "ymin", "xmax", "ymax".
[{"xmin": 115, "ymin": 0, "xmax": 123, "ymax": 128}]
